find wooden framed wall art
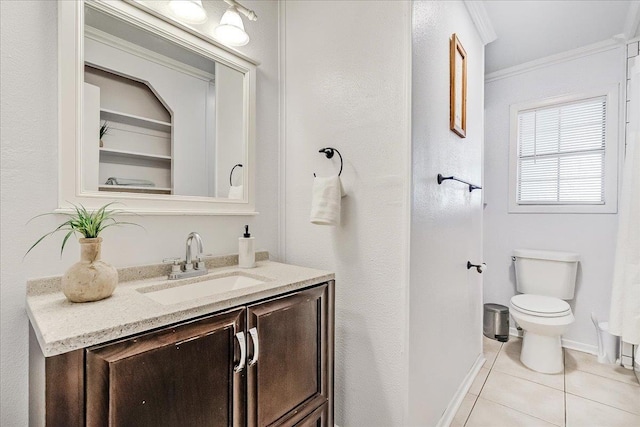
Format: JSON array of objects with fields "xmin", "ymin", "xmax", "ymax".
[{"xmin": 450, "ymin": 33, "xmax": 467, "ymax": 138}]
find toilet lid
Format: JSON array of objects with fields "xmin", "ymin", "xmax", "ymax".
[{"xmin": 510, "ymin": 294, "xmax": 571, "ymax": 317}]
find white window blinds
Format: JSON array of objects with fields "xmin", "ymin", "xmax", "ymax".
[{"xmin": 517, "ymin": 96, "xmax": 607, "ymax": 204}]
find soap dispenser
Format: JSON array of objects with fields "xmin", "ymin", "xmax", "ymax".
[{"xmin": 238, "ymin": 225, "xmax": 255, "ymax": 268}]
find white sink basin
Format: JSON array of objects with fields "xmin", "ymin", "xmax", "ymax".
[{"xmin": 140, "ymin": 273, "xmax": 266, "ymax": 305}]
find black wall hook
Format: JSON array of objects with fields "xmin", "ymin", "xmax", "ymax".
[
  {"xmin": 314, "ymin": 147, "xmax": 343, "ymax": 177},
  {"xmin": 437, "ymin": 173, "xmax": 482, "ymax": 192},
  {"xmin": 230, "ymin": 164, "xmax": 243, "ymax": 186}
]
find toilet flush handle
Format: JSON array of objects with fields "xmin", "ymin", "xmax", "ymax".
[{"xmin": 467, "ymin": 261, "xmax": 487, "ymax": 274}]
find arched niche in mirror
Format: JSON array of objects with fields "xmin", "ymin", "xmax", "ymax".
[{"xmin": 59, "ymin": 0, "xmax": 257, "ymax": 215}]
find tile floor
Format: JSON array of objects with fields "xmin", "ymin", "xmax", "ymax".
[{"xmin": 452, "ymin": 336, "xmax": 640, "ymax": 427}]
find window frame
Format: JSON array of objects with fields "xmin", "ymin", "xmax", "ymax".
[{"xmin": 508, "ymin": 86, "xmax": 620, "ymax": 214}]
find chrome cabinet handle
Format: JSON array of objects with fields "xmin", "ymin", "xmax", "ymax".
[
  {"xmin": 234, "ymin": 332, "xmax": 246, "ymax": 373},
  {"xmin": 248, "ymin": 327, "xmax": 259, "ymax": 366}
]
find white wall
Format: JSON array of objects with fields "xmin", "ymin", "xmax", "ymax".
[
  {"xmin": 84, "ymin": 65, "xmax": 172, "ymax": 122},
  {"xmin": 0, "ymin": 1, "xmax": 280, "ymax": 425},
  {"xmin": 281, "ymin": 1, "xmax": 411, "ymax": 425},
  {"xmin": 282, "ymin": 1, "xmax": 485, "ymax": 425},
  {"xmin": 483, "ymin": 46, "xmax": 626, "ymax": 350},
  {"xmin": 215, "ymin": 62, "xmax": 245, "ymax": 198},
  {"xmin": 409, "ymin": 1, "xmax": 484, "ymax": 425}
]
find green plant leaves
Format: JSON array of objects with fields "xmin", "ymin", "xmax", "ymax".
[
  {"xmin": 100, "ymin": 121, "xmax": 110, "ymax": 139},
  {"xmin": 24, "ymin": 202, "xmax": 141, "ymax": 258}
]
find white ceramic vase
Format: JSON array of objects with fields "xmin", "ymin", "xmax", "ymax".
[{"xmin": 61, "ymin": 237, "xmax": 118, "ymax": 303}]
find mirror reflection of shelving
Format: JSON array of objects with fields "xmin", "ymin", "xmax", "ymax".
[{"xmin": 84, "ymin": 65, "xmax": 173, "ymax": 195}]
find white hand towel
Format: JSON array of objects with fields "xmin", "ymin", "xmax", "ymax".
[
  {"xmin": 310, "ymin": 175, "xmax": 345, "ymax": 226},
  {"xmin": 105, "ymin": 177, "xmax": 155, "ymax": 187},
  {"xmin": 228, "ymin": 185, "xmax": 244, "ymax": 200}
]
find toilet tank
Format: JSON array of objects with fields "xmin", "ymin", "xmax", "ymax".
[{"xmin": 513, "ymin": 249, "xmax": 579, "ymax": 299}]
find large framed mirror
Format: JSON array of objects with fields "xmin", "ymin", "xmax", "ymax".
[{"xmin": 59, "ymin": 0, "xmax": 257, "ymax": 214}]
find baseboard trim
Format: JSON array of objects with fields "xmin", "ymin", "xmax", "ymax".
[
  {"xmin": 508, "ymin": 327, "xmax": 598, "ymax": 355},
  {"xmin": 509, "ymin": 326, "xmax": 523, "ymax": 338},
  {"xmin": 562, "ymin": 338, "xmax": 598, "ymax": 355},
  {"xmin": 436, "ymin": 353, "xmax": 486, "ymax": 427}
]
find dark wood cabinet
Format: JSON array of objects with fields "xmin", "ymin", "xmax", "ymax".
[
  {"xmin": 36, "ymin": 281, "xmax": 334, "ymax": 427},
  {"xmin": 247, "ymin": 285, "xmax": 331, "ymax": 427},
  {"xmin": 278, "ymin": 403, "xmax": 328, "ymax": 427},
  {"xmin": 86, "ymin": 308, "xmax": 245, "ymax": 427}
]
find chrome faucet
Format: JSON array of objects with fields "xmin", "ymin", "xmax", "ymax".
[
  {"xmin": 164, "ymin": 232, "xmax": 209, "ymax": 279},
  {"xmin": 185, "ymin": 232, "xmax": 204, "ymax": 270}
]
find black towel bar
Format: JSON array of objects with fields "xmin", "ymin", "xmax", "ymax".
[{"xmin": 437, "ymin": 173, "xmax": 482, "ymax": 192}]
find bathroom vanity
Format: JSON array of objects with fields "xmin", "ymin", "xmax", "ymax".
[{"xmin": 27, "ymin": 254, "xmax": 334, "ymax": 427}]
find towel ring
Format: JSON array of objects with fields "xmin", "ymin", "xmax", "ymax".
[
  {"xmin": 230, "ymin": 164, "xmax": 243, "ymax": 186},
  {"xmin": 313, "ymin": 147, "xmax": 343, "ymax": 177}
]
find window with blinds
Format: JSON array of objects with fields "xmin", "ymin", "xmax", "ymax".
[{"xmin": 516, "ymin": 96, "xmax": 607, "ymax": 205}]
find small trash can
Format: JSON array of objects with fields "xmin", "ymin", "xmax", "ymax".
[
  {"xmin": 591, "ymin": 314, "xmax": 619, "ymax": 365},
  {"xmin": 484, "ymin": 303, "xmax": 509, "ymax": 342}
]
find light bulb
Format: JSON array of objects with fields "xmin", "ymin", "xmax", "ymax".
[
  {"xmin": 214, "ymin": 6, "xmax": 249, "ymax": 46},
  {"xmin": 169, "ymin": 0, "xmax": 207, "ymax": 24}
]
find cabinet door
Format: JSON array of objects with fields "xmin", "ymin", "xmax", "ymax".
[
  {"xmin": 86, "ymin": 308, "xmax": 246, "ymax": 427},
  {"xmin": 294, "ymin": 403, "xmax": 329, "ymax": 427},
  {"xmin": 277, "ymin": 402, "xmax": 328, "ymax": 427},
  {"xmin": 247, "ymin": 284, "xmax": 332, "ymax": 427}
]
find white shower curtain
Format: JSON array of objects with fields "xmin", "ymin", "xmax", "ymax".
[{"xmin": 609, "ymin": 55, "xmax": 640, "ymax": 345}]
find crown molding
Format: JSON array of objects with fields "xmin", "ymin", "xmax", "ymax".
[
  {"xmin": 623, "ymin": 1, "xmax": 640, "ymax": 40},
  {"xmin": 485, "ymin": 38, "xmax": 623, "ymax": 83},
  {"xmin": 464, "ymin": 0, "xmax": 497, "ymax": 46},
  {"xmin": 627, "ymin": 35, "xmax": 640, "ymax": 44}
]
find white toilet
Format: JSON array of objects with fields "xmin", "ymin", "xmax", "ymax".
[{"xmin": 510, "ymin": 249, "xmax": 579, "ymax": 374}]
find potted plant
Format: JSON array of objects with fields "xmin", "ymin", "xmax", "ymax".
[
  {"xmin": 99, "ymin": 121, "xmax": 110, "ymax": 148},
  {"xmin": 26, "ymin": 203, "xmax": 139, "ymax": 303}
]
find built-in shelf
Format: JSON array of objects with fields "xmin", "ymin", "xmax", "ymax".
[
  {"xmin": 87, "ymin": 72, "xmax": 173, "ymax": 194},
  {"xmin": 99, "ymin": 148, "xmax": 172, "ymax": 163},
  {"xmin": 99, "ymin": 185, "xmax": 172, "ymax": 195},
  {"xmin": 100, "ymin": 108, "xmax": 172, "ymax": 132}
]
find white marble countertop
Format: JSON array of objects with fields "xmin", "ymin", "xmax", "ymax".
[{"xmin": 26, "ymin": 260, "xmax": 333, "ymax": 357}]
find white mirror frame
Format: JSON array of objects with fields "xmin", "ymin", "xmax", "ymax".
[{"xmin": 59, "ymin": 0, "xmax": 257, "ymax": 215}]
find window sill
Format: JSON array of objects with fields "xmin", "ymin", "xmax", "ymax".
[{"xmin": 508, "ymin": 203, "xmax": 617, "ymax": 214}]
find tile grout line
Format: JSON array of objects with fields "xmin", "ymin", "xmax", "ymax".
[
  {"xmin": 476, "ymin": 394, "xmax": 565, "ymax": 426},
  {"xmin": 490, "ymin": 361, "xmax": 565, "ymax": 391},
  {"xmin": 563, "ymin": 390, "xmax": 640, "ymax": 417},
  {"xmin": 485, "ymin": 341, "xmax": 504, "ymax": 370},
  {"xmin": 480, "ymin": 339, "xmax": 565, "ymax": 426},
  {"xmin": 465, "ymin": 342, "xmax": 503, "ymax": 426},
  {"xmin": 565, "ymin": 348, "xmax": 640, "ymax": 387},
  {"xmin": 564, "ymin": 349, "xmax": 567, "ymax": 427},
  {"xmin": 474, "ymin": 395, "xmax": 565, "ymax": 427},
  {"xmin": 462, "ymin": 394, "xmax": 479, "ymax": 427},
  {"xmin": 568, "ymin": 364, "xmax": 640, "ymax": 388},
  {"xmin": 490, "ymin": 367, "xmax": 565, "ymax": 393}
]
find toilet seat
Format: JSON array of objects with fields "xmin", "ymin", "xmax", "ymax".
[{"xmin": 511, "ymin": 294, "xmax": 571, "ymax": 318}]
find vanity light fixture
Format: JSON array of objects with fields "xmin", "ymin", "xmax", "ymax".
[
  {"xmin": 169, "ymin": 0, "xmax": 208, "ymax": 24},
  {"xmin": 214, "ymin": 0, "xmax": 258, "ymax": 47}
]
